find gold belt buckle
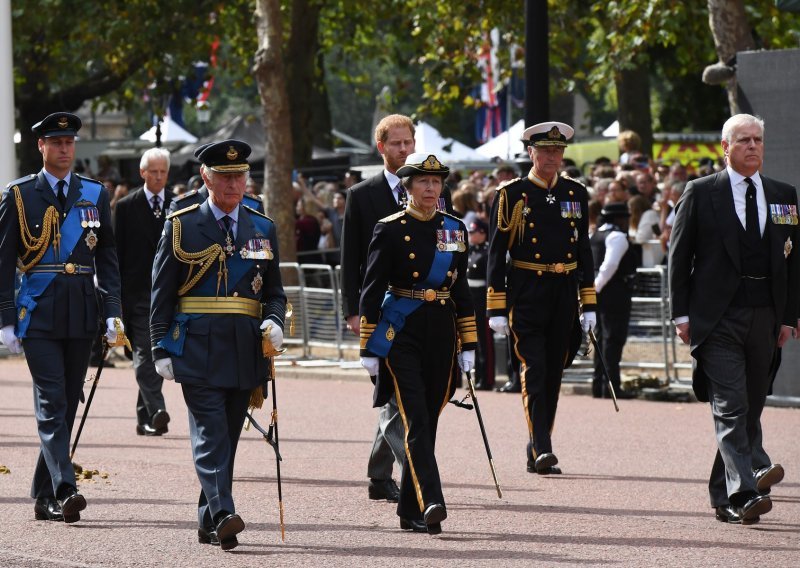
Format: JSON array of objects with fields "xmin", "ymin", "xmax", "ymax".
[
  {"xmin": 552, "ymin": 263, "xmax": 565, "ymax": 274},
  {"xmin": 64, "ymin": 263, "xmax": 76, "ymax": 274},
  {"xmin": 423, "ymin": 289, "xmax": 436, "ymax": 302}
]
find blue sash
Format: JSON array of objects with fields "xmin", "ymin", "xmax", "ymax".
[
  {"xmin": 366, "ymin": 215, "xmax": 459, "ymax": 357},
  {"xmin": 16, "ymin": 180, "xmax": 101, "ymax": 337}
]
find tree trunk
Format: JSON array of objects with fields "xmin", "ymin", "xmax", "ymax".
[
  {"xmin": 616, "ymin": 65, "xmax": 653, "ymax": 159},
  {"xmin": 254, "ymin": 0, "xmax": 297, "ymax": 263},
  {"xmin": 706, "ymin": 0, "xmax": 755, "ymax": 115}
]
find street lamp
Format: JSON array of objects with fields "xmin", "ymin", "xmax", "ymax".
[{"xmin": 196, "ymin": 100, "xmax": 210, "ymax": 136}]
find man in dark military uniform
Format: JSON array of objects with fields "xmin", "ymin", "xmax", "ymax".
[
  {"xmin": 150, "ymin": 139, "xmax": 286, "ymax": 550},
  {"xmin": 466, "ymin": 217, "xmax": 494, "ymax": 389},
  {"xmin": 590, "ymin": 202, "xmax": 639, "ymax": 399},
  {"xmin": 168, "ymin": 143, "xmax": 265, "ymax": 215},
  {"xmin": 486, "ymin": 121, "xmax": 596, "ymax": 476},
  {"xmin": 0, "ymin": 112, "xmax": 123, "ymax": 523}
]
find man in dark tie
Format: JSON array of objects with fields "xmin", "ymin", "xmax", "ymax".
[
  {"xmin": 113, "ymin": 148, "xmax": 174, "ymax": 436},
  {"xmin": 670, "ymin": 113, "xmax": 799, "ymax": 525}
]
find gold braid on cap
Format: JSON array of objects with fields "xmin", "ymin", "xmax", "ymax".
[
  {"xmin": 13, "ymin": 186, "xmax": 61, "ymax": 271},
  {"xmin": 495, "ymin": 186, "xmax": 525, "ymax": 246},
  {"xmin": 172, "ymin": 217, "xmax": 228, "ymax": 297}
]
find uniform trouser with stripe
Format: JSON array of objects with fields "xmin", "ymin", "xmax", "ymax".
[
  {"xmin": 23, "ymin": 337, "xmax": 93, "ymax": 499},
  {"xmin": 385, "ymin": 306, "xmax": 456, "ymax": 520},
  {"xmin": 181, "ymin": 384, "xmax": 251, "ymax": 529},
  {"xmin": 509, "ymin": 275, "xmax": 578, "ymax": 462}
]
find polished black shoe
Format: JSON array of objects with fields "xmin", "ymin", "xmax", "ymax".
[
  {"xmin": 534, "ymin": 452, "xmax": 558, "ymax": 472},
  {"xmin": 136, "ymin": 423, "xmax": 167, "ymax": 436},
  {"xmin": 34, "ymin": 497, "xmax": 64, "ymax": 522},
  {"xmin": 426, "ymin": 522, "xmax": 442, "ymax": 535},
  {"xmin": 399, "ymin": 517, "xmax": 427, "ymax": 533},
  {"xmin": 57, "ymin": 487, "xmax": 86, "ymax": 524},
  {"xmin": 536, "ymin": 466, "xmax": 562, "ymax": 475},
  {"xmin": 215, "ymin": 513, "xmax": 245, "ymax": 551},
  {"xmin": 198, "ymin": 526, "xmax": 220, "ymax": 546},
  {"xmin": 368, "ymin": 478, "xmax": 400, "ymax": 502},
  {"xmin": 755, "ymin": 464, "xmax": 784, "ymax": 493},
  {"xmin": 423, "ymin": 503, "xmax": 447, "ymax": 525},
  {"xmin": 740, "ymin": 494, "xmax": 771, "ymax": 524},
  {"xmin": 151, "ymin": 409, "xmax": 171, "ymax": 431},
  {"xmin": 497, "ymin": 380, "xmax": 521, "ymax": 393},
  {"xmin": 714, "ymin": 504, "xmax": 743, "ymax": 524}
]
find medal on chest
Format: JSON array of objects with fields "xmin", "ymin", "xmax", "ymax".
[
  {"xmin": 560, "ymin": 201, "xmax": 583, "ymax": 219},
  {"xmin": 436, "ymin": 229, "xmax": 466, "ymax": 252},
  {"xmin": 79, "ymin": 206, "xmax": 100, "ymax": 228},
  {"xmin": 84, "ymin": 230, "xmax": 98, "ymax": 250},
  {"xmin": 239, "ymin": 236, "xmax": 274, "ymax": 260},
  {"xmin": 251, "ymin": 271, "xmax": 264, "ymax": 294}
]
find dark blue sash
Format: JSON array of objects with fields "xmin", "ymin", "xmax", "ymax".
[
  {"xmin": 366, "ymin": 215, "xmax": 459, "ymax": 357},
  {"xmin": 16, "ymin": 180, "xmax": 101, "ymax": 337}
]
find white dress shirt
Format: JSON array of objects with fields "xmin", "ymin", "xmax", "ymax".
[
  {"xmin": 594, "ymin": 225, "xmax": 630, "ymax": 293},
  {"xmin": 727, "ymin": 166, "xmax": 766, "ymax": 236}
]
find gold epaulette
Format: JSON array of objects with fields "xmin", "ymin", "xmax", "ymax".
[
  {"xmin": 379, "ymin": 210, "xmax": 405, "ymax": 223},
  {"xmin": 495, "ymin": 184, "xmax": 526, "ymax": 245},
  {"xmin": 561, "ymin": 174, "xmax": 587, "ymax": 188},
  {"xmin": 495, "ymin": 176, "xmax": 522, "ymax": 191},
  {"xmin": 166, "ymin": 203, "xmax": 200, "ymax": 220},
  {"xmin": 243, "ymin": 204, "xmax": 273, "ymax": 222},
  {"xmin": 439, "ymin": 210, "xmax": 464, "ymax": 223}
]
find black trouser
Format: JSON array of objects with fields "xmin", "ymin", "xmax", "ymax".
[
  {"xmin": 127, "ymin": 302, "xmax": 167, "ymax": 426},
  {"xmin": 509, "ymin": 274, "xmax": 578, "ymax": 462},
  {"xmin": 385, "ymin": 305, "xmax": 456, "ymax": 521},
  {"xmin": 469, "ymin": 286, "xmax": 495, "ymax": 388},
  {"xmin": 23, "ymin": 337, "xmax": 93, "ymax": 499},
  {"xmin": 592, "ymin": 282, "xmax": 632, "ymax": 396}
]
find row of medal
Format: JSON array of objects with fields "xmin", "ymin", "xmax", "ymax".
[
  {"xmin": 79, "ymin": 206, "xmax": 101, "ymax": 228},
  {"xmin": 769, "ymin": 203, "xmax": 798, "ymax": 225},
  {"xmin": 560, "ymin": 201, "xmax": 583, "ymax": 219},
  {"xmin": 240, "ymin": 237, "xmax": 274, "ymax": 260},
  {"xmin": 436, "ymin": 229, "xmax": 466, "ymax": 252}
]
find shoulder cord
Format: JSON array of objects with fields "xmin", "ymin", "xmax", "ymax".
[
  {"xmin": 172, "ymin": 217, "xmax": 228, "ymax": 297},
  {"xmin": 495, "ymin": 187, "xmax": 525, "ymax": 247},
  {"xmin": 14, "ymin": 185, "xmax": 61, "ymax": 271}
]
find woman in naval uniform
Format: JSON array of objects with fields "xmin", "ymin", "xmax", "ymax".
[{"xmin": 358, "ymin": 152, "xmax": 477, "ymax": 535}]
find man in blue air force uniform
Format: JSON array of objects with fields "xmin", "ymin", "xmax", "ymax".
[
  {"xmin": 150, "ymin": 139, "xmax": 286, "ymax": 550},
  {"xmin": 0, "ymin": 112, "xmax": 123, "ymax": 524}
]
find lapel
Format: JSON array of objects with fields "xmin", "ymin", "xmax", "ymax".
[
  {"xmin": 367, "ymin": 172, "xmax": 398, "ymax": 219},
  {"xmin": 235, "ymin": 203, "xmax": 255, "ymax": 251},
  {"xmin": 708, "ymin": 170, "xmax": 741, "ymax": 273},
  {"xmin": 134, "ymin": 188, "xmax": 160, "ymax": 245},
  {"xmin": 197, "ymin": 200, "xmax": 225, "ymax": 245},
  {"xmin": 64, "ymin": 174, "xmax": 83, "ymax": 212},
  {"xmin": 35, "ymin": 171, "xmax": 60, "ymax": 211}
]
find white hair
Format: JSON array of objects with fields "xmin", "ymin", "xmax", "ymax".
[
  {"xmin": 140, "ymin": 147, "xmax": 171, "ymax": 170},
  {"xmin": 721, "ymin": 114, "xmax": 764, "ymax": 144}
]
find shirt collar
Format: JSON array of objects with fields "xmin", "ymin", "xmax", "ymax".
[
  {"xmin": 207, "ymin": 197, "xmax": 239, "ymax": 224},
  {"xmin": 384, "ymin": 169, "xmax": 401, "ymax": 191},
  {"xmin": 727, "ymin": 166, "xmax": 762, "ymax": 190},
  {"xmin": 42, "ymin": 169, "xmax": 72, "ymax": 191},
  {"xmin": 143, "ymin": 186, "xmax": 165, "ymax": 202}
]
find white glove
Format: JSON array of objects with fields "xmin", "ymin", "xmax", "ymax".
[
  {"xmin": 360, "ymin": 356, "xmax": 380, "ymax": 376},
  {"xmin": 105, "ymin": 317, "xmax": 123, "ymax": 343},
  {"xmin": 260, "ymin": 319, "xmax": 284, "ymax": 349},
  {"xmin": 154, "ymin": 357, "xmax": 175, "ymax": 381},
  {"xmin": 580, "ymin": 312, "xmax": 597, "ymax": 333},
  {"xmin": 1, "ymin": 325, "xmax": 22, "ymax": 354},
  {"xmin": 458, "ymin": 350, "xmax": 475, "ymax": 373},
  {"xmin": 489, "ymin": 316, "xmax": 510, "ymax": 335}
]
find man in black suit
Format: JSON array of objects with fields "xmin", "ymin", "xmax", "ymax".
[
  {"xmin": 670, "ymin": 113, "xmax": 799, "ymax": 525},
  {"xmin": 0, "ymin": 112, "xmax": 123, "ymax": 523},
  {"xmin": 113, "ymin": 147, "xmax": 174, "ymax": 435}
]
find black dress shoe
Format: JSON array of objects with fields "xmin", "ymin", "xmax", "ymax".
[
  {"xmin": 426, "ymin": 522, "xmax": 442, "ymax": 535},
  {"xmin": 57, "ymin": 487, "xmax": 86, "ymax": 524},
  {"xmin": 740, "ymin": 494, "xmax": 771, "ymax": 523},
  {"xmin": 151, "ymin": 409, "xmax": 171, "ymax": 431},
  {"xmin": 534, "ymin": 452, "xmax": 558, "ymax": 472},
  {"xmin": 423, "ymin": 503, "xmax": 447, "ymax": 526},
  {"xmin": 136, "ymin": 423, "xmax": 167, "ymax": 436},
  {"xmin": 497, "ymin": 381, "xmax": 521, "ymax": 393},
  {"xmin": 368, "ymin": 478, "xmax": 400, "ymax": 502},
  {"xmin": 34, "ymin": 497, "xmax": 64, "ymax": 522},
  {"xmin": 399, "ymin": 518, "xmax": 427, "ymax": 532},
  {"xmin": 198, "ymin": 526, "xmax": 220, "ymax": 546},
  {"xmin": 714, "ymin": 504, "xmax": 742, "ymax": 524},
  {"xmin": 755, "ymin": 464, "xmax": 784, "ymax": 493},
  {"xmin": 536, "ymin": 466, "xmax": 562, "ymax": 475},
  {"xmin": 215, "ymin": 513, "xmax": 245, "ymax": 550}
]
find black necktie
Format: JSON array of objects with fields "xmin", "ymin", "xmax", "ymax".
[
  {"xmin": 221, "ymin": 215, "xmax": 232, "ymax": 233},
  {"xmin": 151, "ymin": 194, "xmax": 161, "ymax": 218},
  {"xmin": 744, "ymin": 177, "xmax": 760, "ymax": 239},
  {"xmin": 56, "ymin": 180, "xmax": 67, "ymax": 209}
]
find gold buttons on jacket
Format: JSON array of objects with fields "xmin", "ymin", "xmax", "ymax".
[
  {"xmin": 567, "ymin": 253, "xmax": 573, "ymax": 259},
  {"xmin": 569, "ymin": 190, "xmax": 574, "ymax": 196},
  {"xmin": 447, "ymin": 271, "xmax": 452, "ymax": 277},
  {"xmin": 409, "ymin": 253, "xmax": 416, "ymax": 259},
  {"xmin": 404, "ymin": 235, "xmax": 410, "ymax": 241},
  {"xmin": 529, "ymin": 223, "xmax": 534, "ymax": 228},
  {"xmin": 532, "ymin": 237, "xmax": 538, "ymax": 243},
  {"xmin": 413, "ymin": 271, "xmax": 419, "ymax": 278},
  {"xmin": 401, "ymin": 219, "xmax": 407, "ymax": 224},
  {"xmin": 535, "ymin": 253, "xmax": 541, "ymax": 259},
  {"xmin": 570, "ymin": 221, "xmax": 575, "ymax": 227},
  {"xmin": 537, "ymin": 270, "xmax": 543, "ymax": 276}
]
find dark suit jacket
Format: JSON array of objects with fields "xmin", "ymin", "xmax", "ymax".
[
  {"xmin": 339, "ymin": 171, "xmax": 453, "ymax": 319},
  {"xmin": 669, "ymin": 170, "xmax": 800, "ymax": 400},
  {"xmin": 113, "ymin": 187, "xmax": 173, "ymax": 313}
]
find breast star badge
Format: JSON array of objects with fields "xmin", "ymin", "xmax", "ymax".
[{"xmin": 84, "ymin": 230, "xmax": 98, "ymax": 250}]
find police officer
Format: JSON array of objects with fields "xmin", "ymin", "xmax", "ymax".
[
  {"xmin": 150, "ymin": 139, "xmax": 286, "ymax": 550},
  {"xmin": 359, "ymin": 153, "xmax": 477, "ymax": 535},
  {"xmin": 467, "ymin": 217, "xmax": 495, "ymax": 389},
  {"xmin": 0, "ymin": 112, "xmax": 123, "ymax": 523},
  {"xmin": 486, "ymin": 122, "xmax": 596, "ymax": 476},
  {"xmin": 168, "ymin": 143, "xmax": 265, "ymax": 215},
  {"xmin": 590, "ymin": 202, "xmax": 639, "ymax": 399}
]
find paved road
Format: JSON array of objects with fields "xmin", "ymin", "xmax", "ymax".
[{"xmin": 0, "ymin": 356, "xmax": 798, "ymax": 567}]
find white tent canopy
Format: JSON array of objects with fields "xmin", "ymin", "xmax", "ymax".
[
  {"xmin": 139, "ymin": 115, "xmax": 197, "ymax": 144},
  {"xmin": 602, "ymin": 120, "xmax": 619, "ymax": 138},
  {"xmin": 414, "ymin": 121, "xmax": 485, "ymax": 162},
  {"xmin": 475, "ymin": 119, "xmax": 525, "ymax": 160}
]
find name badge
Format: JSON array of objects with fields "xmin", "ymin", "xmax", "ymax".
[
  {"xmin": 769, "ymin": 203, "xmax": 798, "ymax": 225},
  {"xmin": 560, "ymin": 201, "xmax": 582, "ymax": 219},
  {"xmin": 239, "ymin": 237, "xmax": 274, "ymax": 260},
  {"xmin": 436, "ymin": 229, "xmax": 466, "ymax": 252}
]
